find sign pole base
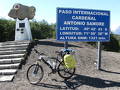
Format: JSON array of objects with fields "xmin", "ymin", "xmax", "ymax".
[{"xmin": 64, "ymin": 41, "xmax": 68, "ymax": 49}]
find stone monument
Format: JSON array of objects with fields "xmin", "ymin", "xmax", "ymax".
[{"xmin": 8, "ymin": 3, "xmax": 36, "ymax": 41}]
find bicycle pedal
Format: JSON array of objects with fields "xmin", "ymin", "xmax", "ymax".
[
  {"xmin": 48, "ymin": 70, "xmax": 56, "ymax": 76},
  {"xmin": 48, "ymin": 72, "xmax": 52, "ymax": 76},
  {"xmin": 51, "ymin": 79, "xmax": 58, "ymax": 82}
]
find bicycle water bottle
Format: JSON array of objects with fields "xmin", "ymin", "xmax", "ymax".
[{"xmin": 52, "ymin": 61, "xmax": 56, "ymax": 69}]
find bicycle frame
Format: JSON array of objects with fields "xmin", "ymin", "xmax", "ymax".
[
  {"xmin": 34, "ymin": 49, "xmax": 61, "ymax": 73},
  {"xmin": 34, "ymin": 48, "xmax": 75, "ymax": 73},
  {"xmin": 40, "ymin": 57, "xmax": 59, "ymax": 72}
]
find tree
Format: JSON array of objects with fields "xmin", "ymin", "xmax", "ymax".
[
  {"xmin": 31, "ymin": 20, "xmax": 55, "ymax": 39},
  {"xmin": 0, "ymin": 19, "xmax": 15, "ymax": 42}
]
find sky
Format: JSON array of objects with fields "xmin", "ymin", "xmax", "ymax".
[{"xmin": 0, "ymin": 0, "xmax": 120, "ymax": 32}]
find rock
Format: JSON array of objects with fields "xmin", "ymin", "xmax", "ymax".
[{"xmin": 8, "ymin": 3, "xmax": 36, "ymax": 20}]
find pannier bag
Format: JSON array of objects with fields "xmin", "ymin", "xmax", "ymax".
[{"xmin": 64, "ymin": 54, "xmax": 76, "ymax": 69}]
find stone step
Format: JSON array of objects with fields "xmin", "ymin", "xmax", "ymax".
[
  {"xmin": 0, "ymin": 47, "xmax": 27, "ymax": 51},
  {"xmin": 0, "ymin": 44, "xmax": 29, "ymax": 48},
  {"xmin": 0, "ymin": 54, "xmax": 25, "ymax": 59},
  {"xmin": 0, "ymin": 50, "xmax": 26, "ymax": 55},
  {"xmin": 0, "ymin": 69, "xmax": 17, "ymax": 75},
  {"xmin": 0, "ymin": 40, "xmax": 32, "ymax": 81},
  {"xmin": 0, "ymin": 58, "xmax": 23, "ymax": 64},
  {"xmin": 0, "ymin": 63, "xmax": 20, "ymax": 69},
  {"xmin": 0, "ymin": 75, "xmax": 14, "ymax": 82},
  {"xmin": 0, "ymin": 40, "xmax": 30, "ymax": 45}
]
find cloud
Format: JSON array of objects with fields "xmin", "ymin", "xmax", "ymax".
[{"xmin": 114, "ymin": 26, "xmax": 120, "ymax": 35}]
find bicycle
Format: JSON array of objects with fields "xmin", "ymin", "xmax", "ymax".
[{"xmin": 26, "ymin": 48, "xmax": 76, "ymax": 85}]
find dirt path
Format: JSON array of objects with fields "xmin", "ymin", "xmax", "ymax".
[{"xmin": 0, "ymin": 39, "xmax": 120, "ymax": 90}]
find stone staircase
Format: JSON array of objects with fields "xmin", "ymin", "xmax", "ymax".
[{"xmin": 0, "ymin": 41, "xmax": 33, "ymax": 81}]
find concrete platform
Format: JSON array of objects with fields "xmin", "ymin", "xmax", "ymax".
[
  {"xmin": 0, "ymin": 75, "xmax": 14, "ymax": 82},
  {"xmin": 0, "ymin": 69, "xmax": 17, "ymax": 75},
  {"xmin": 0, "ymin": 58, "xmax": 23, "ymax": 64},
  {"xmin": 0, "ymin": 47, "xmax": 27, "ymax": 51},
  {"xmin": 0, "ymin": 44, "xmax": 28, "ymax": 48},
  {"xmin": 0, "ymin": 50, "xmax": 26, "ymax": 55},
  {"xmin": 0, "ymin": 63, "xmax": 20, "ymax": 69},
  {"xmin": 0, "ymin": 40, "xmax": 30, "ymax": 45},
  {"xmin": 0, "ymin": 54, "xmax": 25, "ymax": 59}
]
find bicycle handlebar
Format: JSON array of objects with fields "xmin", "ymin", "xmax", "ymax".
[
  {"xmin": 60, "ymin": 49, "xmax": 75, "ymax": 54},
  {"xmin": 55, "ymin": 48, "xmax": 75, "ymax": 57}
]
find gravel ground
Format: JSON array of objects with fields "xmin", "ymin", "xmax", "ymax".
[{"xmin": 0, "ymin": 39, "xmax": 120, "ymax": 90}]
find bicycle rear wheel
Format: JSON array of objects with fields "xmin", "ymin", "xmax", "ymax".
[
  {"xmin": 58, "ymin": 62, "xmax": 75, "ymax": 79},
  {"xmin": 27, "ymin": 64, "xmax": 44, "ymax": 85}
]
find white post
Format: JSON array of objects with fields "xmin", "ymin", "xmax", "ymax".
[{"xmin": 15, "ymin": 18, "xmax": 32, "ymax": 41}]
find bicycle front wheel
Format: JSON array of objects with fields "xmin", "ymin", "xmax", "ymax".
[
  {"xmin": 58, "ymin": 62, "xmax": 75, "ymax": 79},
  {"xmin": 27, "ymin": 64, "xmax": 44, "ymax": 85}
]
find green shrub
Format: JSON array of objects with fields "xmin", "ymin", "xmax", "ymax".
[
  {"xmin": 0, "ymin": 19, "xmax": 55, "ymax": 42},
  {"xmin": 102, "ymin": 34, "xmax": 120, "ymax": 52}
]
